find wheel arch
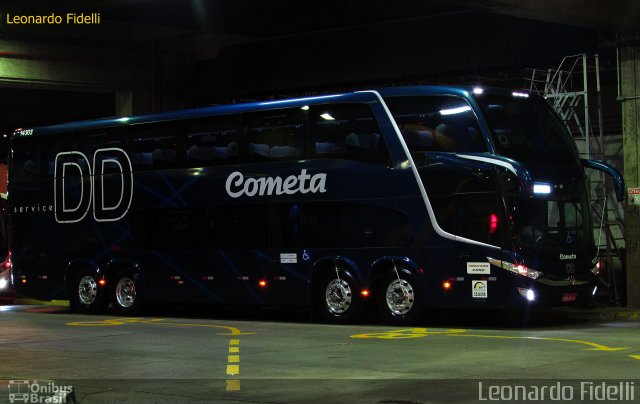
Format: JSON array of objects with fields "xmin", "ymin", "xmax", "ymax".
[{"xmin": 368, "ymin": 256, "xmax": 423, "ymax": 294}]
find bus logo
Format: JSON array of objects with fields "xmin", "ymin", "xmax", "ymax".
[
  {"xmin": 54, "ymin": 148, "xmax": 133, "ymax": 223},
  {"xmin": 225, "ymin": 169, "xmax": 327, "ymax": 199}
]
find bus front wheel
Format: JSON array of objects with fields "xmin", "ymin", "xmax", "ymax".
[
  {"xmin": 111, "ymin": 270, "xmax": 143, "ymax": 315},
  {"xmin": 315, "ymin": 269, "xmax": 362, "ymax": 324},
  {"xmin": 71, "ymin": 268, "xmax": 108, "ymax": 314},
  {"xmin": 377, "ymin": 270, "xmax": 423, "ymax": 325}
]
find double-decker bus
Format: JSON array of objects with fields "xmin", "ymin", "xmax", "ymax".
[{"xmin": 7, "ymin": 86, "xmax": 624, "ymax": 324}]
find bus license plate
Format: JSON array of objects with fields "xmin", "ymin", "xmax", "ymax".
[{"xmin": 562, "ymin": 293, "xmax": 577, "ymax": 302}]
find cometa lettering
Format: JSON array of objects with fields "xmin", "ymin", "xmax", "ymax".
[{"xmin": 226, "ymin": 169, "xmax": 327, "ymax": 198}]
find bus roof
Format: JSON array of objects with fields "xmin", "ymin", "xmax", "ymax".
[{"xmin": 12, "ymin": 85, "xmax": 519, "ymax": 138}]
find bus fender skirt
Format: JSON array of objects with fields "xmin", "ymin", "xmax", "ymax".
[
  {"xmin": 103, "ymin": 259, "xmax": 145, "ymax": 293},
  {"xmin": 368, "ymin": 256, "xmax": 422, "ymax": 290},
  {"xmin": 63, "ymin": 260, "xmax": 102, "ymax": 299},
  {"xmin": 309, "ymin": 255, "xmax": 362, "ymax": 285}
]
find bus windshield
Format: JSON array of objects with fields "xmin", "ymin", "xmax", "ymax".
[
  {"xmin": 474, "ymin": 94, "xmax": 581, "ymax": 166},
  {"xmin": 512, "ymin": 182, "xmax": 593, "ymax": 248}
]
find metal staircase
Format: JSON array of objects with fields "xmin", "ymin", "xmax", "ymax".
[{"xmin": 524, "ymin": 54, "xmax": 626, "ymax": 304}]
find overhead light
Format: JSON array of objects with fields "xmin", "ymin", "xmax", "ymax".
[
  {"xmin": 512, "ymin": 91, "xmax": 530, "ymax": 98},
  {"xmin": 320, "ymin": 113, "xmax": 335, "ymax": 121},
  {"xmin": 439, "ymin": 106, "xmax": 472, "ymax": 116}
]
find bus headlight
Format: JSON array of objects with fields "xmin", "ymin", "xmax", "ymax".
[
  {"xmin": 0, "ymin": 277, "xmax": 7, "ymax": 290},
  {"xmin": 517, "ymin": 288, "xmax": 536, "ymax": 301},
  {"xmin": 488, "ymin": 257, "xmax": 542, "ymax": 280}
]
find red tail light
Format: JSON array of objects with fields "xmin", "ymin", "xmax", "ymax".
[{"xmin": 489, "ymin": 214, "xmax": 499, "ymax": 234}]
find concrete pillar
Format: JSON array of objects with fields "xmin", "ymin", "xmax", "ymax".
[{"xmin": 619, "ymin": 34, "xmax": 640, "ymax": 307}]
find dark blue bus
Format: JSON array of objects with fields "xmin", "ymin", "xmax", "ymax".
[{"xmin": 8, "ymin": 86, "xmax": 624, "ymax": 324}]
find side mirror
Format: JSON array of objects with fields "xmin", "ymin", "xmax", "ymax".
[{"xmin": 581, "ymin": 159, "xmax": 625, "ymax": 202}]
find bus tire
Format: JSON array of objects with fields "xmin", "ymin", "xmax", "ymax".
[
  {"xmin": 315, "ymin": 269, "xmax": 362, "ymax": 324},
  {"xmin": 111, "ymin": 270, "xmax": 143, "ymax": 315},
  {"xmin": 71, "ymin": 268, "xmax": 108, "ymax": 314},
  {"xmin": 377, "ymin": 269, "xmax": 423, "ymax": 325}
]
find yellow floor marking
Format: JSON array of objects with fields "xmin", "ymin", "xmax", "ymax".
[
  {"xmin": 447, "ymin": 333, "xmax": 629, "ymax": 351},
  {"xmin": 630, "ymin": 355, "xmax": 640, "ymax": 360},
  {"xmin": 351, "ymin": 328, "xmax": 466, "ymax": 339},
  {"xmin": 351, "ymin": 328, "xmax": 629, "ymax": 353},
  {"xmin": 67, "ymin": 318, "xmax": 247, "ymax": 390},
  {"xmin": 226, "ymin": 380, "xmax": 241, "ymax": 391},
  {"xmin": 226, "ymin": 365, "xmax": 239, "ymax": 375},
  {"xmin": 67, "ymin": 318, "xmax": 252, "ymax": 336}
]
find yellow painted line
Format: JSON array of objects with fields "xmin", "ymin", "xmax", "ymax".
[
  {"xmin": 630, "ymin": 355, "xmax": 640, "ymax": 360},
  {"xmin": 225, "ymin": 380, "xmax": 241, "ymax": 391},
  {"xmin": 226, "ymin": 338, "xmax": 241, "ymax": 391},
  {"xmin": 447, "ymin": 333, "xmax": 629, "ymax": 351},
  {"xmin": 351, "ymin": 328, "xmax": 629, "ymax": 353},
  {"xmin": 67, "ymin": 318, "xmax": 252, "ymax": 336},
  {"xmin": 351, "ymin": 328, "xmax": 466, "ymax": 339},
  {"xmin": 226, "ymin": 365, "xmax": 239, "ymax": 375},
  {"xmin": 66, "ymin": 317, "xmax": 247, "ymax": 390}
]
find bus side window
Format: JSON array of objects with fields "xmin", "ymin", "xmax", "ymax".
[
  {"xmin": 385, "ymin": 96, "xmax": 487, "ymax": 154},
  {"xmin": 126, "ymin": 122, "xmax": 180, "ymax": 170},
  {"xmin": 12, "ymin": 141, "xmax": 44, "ymax": 181},
  {"xmin": 244, "ymin": 108, "xmax": 305, "ymax": 162},
  {"xmin": 184, "ymin": 115, "xmax": 241, "ymax": 167},
  {"xmin": 81, "ymin": 129, "xmax": 125, "ymax": 175},
  {"xmin": 310, "ymin": 103, "xmax": 389, "ymax": 165}
]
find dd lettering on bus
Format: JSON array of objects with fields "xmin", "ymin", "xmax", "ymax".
[{"xmin": 54, "ymin": 148, "xmax": 133, "ymax": 223}]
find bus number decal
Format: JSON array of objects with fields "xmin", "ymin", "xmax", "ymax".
[
  {"xmin": 225, "ymin": 169, "xmax": 327, "ymax": 199},
  {"xmin": 54, "ymin": 148, "xmax": 133, "ymax": 224}
]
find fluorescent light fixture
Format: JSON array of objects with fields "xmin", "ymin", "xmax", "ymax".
[
  {"xmin": 533, "ymin": 182, "xmax": 552, "ymax": 195},
  {"xmin": 320, "ymin": 113, "xmax": 335, "ymax": 121},
  {"xmin": 512, "ymin": 91, "xmax": 530, "ymax": 98},
  {"xmin": 473, "ymin": 87, "xmax": 484, "ymax": 95},
  {"xmin": 439, "ymin": 106, "xmax": 472, "ymax": 116}
]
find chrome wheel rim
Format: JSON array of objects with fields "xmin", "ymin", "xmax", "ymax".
[
  {"xmin": 385, "ymin": 279, "xmax": 414, "ymax": 316},
  {"xmin": 78, "ymin": 275, "xmax": 98, "ymax": 305},
  {"xmin": 325, "ymin": 279, "xmax": 352, "ymax": 315},
  {"xmin": 115, "ymin": 276, "xmax": 136, "ymax": 308}
]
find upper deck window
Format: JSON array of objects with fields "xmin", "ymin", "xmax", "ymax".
[
  {"xmin": 245, "ymin": 108, "xmax": 305, "ymax": 162},
  {"xmin": 310, "ymin": 103, "xmax": 390, "ymax": 166},
  {"xmin": 474, "ymin": 94, "xmax": 580, "ymax": 166},
  {"xmin": 185, "ymin": 115, "xmax": 241, "ymax": 167},
  {"xmin": 384, "ymin": 96, "xmax": 486, "ymax": 154}
]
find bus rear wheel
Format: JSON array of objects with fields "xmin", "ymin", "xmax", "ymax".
[
  {"xmin": 71, "ymin": 269, "xmax": 108, "ymax": 314},
  {"xmin": 315, "ymin": 269, "xmax": 362, "ymax": 324},
  {"xmin": 111, "ymin": 270, "xmax": 143, "ymax": 315},
  {"xmin": 377, "ymin": 270, "xmax": 423, "ymax": 325}
]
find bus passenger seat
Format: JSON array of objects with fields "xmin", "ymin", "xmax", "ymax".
[
  {"xmin": 345, "ymin": 132, "xmax": 380, "ymax": 149},
  {"xmin": 270, "ymin": 145, "xmax": 299, "ymax": 158},
  {"xmin": 249, "ymin": 143, "xmax": 270, "ymax": 158}
]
